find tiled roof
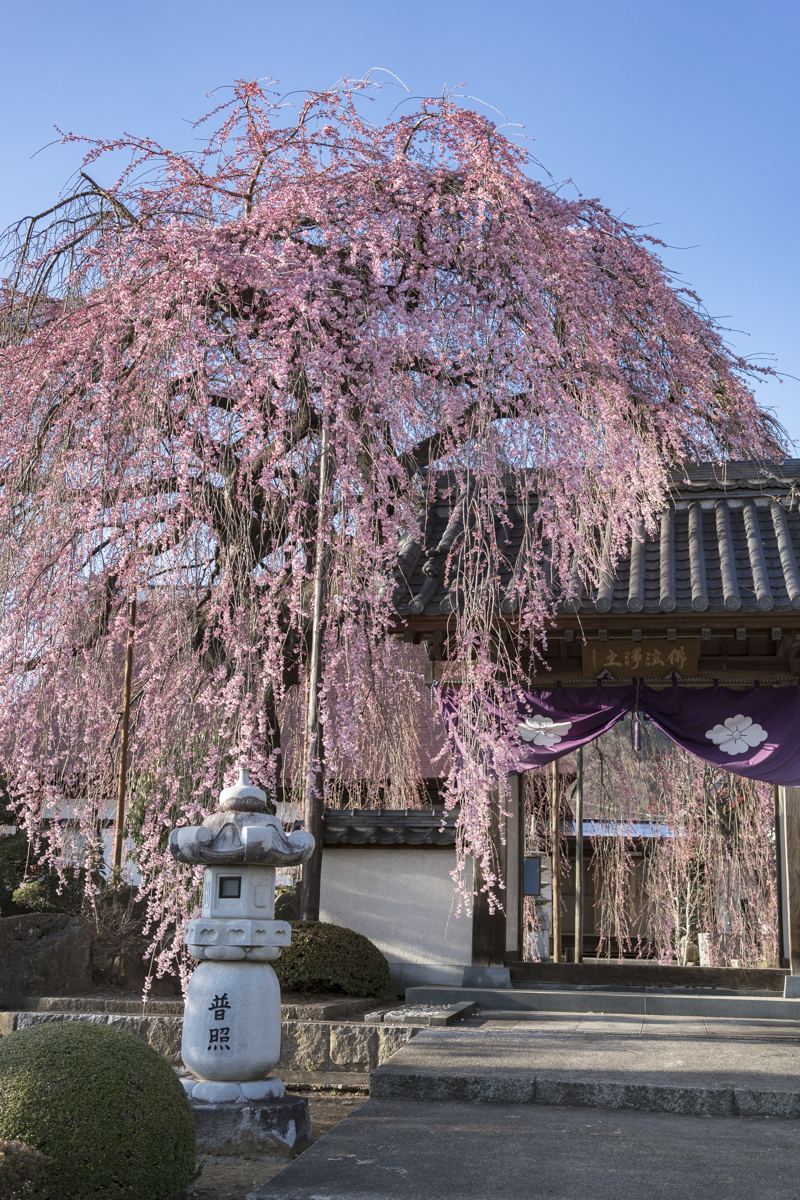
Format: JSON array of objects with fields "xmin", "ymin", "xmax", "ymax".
[
  {"xmin": 322, "ymin": 807, "xmax": 457, "ymax": 846},
  {"xmin": 391, "ymin": 461, "xmax": 800, "ymax": 619}
]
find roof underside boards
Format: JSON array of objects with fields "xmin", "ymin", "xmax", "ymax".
[{"xmin": 391, "ymin": 461, "xmax": 800, "ymax": 620}]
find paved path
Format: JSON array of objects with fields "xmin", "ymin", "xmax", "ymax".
[{"xmin": 248, "ymin": 1098, "xmax": 800, "ymax": 1200}]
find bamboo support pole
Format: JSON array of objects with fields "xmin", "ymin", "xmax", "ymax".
[
  {"xmin": 112, "ymin": 598, "xmax": 136, "ymax": 876},
  {"xmin": 300, "ymin": 424, "xmax": 329, "ymax": 922}
]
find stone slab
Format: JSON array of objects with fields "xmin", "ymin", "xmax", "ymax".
[
  {"xmin": 280, "ymin": 994, "xmax": 397, "ymax": 1021},
  {"xmin": 406, "ymin": 984, "xmax": 800, "ymax": 1020},
  {"xmin": 246, "ymin": 1098, "xmax": 800, "ymax": 1200},
  {"xmin": 382, "ymin": 1001, "xmax": 477, "ymax": 1027},
  {"xmin": 370, "ymin": 1027, "xmax": 800, "ymax": 1118},
  {"xmin": 17, "ymin": 995, "xmax": 185, "ymax": 1015},
  {"xmin": 191, "ymin": 1093, "xmax": 311, "ymax": 1158}
]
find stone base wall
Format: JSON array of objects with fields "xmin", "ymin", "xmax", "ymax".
[
  {"xmin": 280, "ymin": 1020, "xmax": 413, "ymax": 1073},
  {"xmin": 0, "ymin": 1010, "xmax": 416, "ymax": 1073}
]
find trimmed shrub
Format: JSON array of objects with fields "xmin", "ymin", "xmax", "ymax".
[
  {"xmin": 274, "ymin": 885, "xmax": 300, "ymax": 921},
  {"xmin": 0, "ymin": 1021, "xmax": 196, "ymax": 1200},
  {"xmin": 276, "ymin": 920, "xmax": 390, "ymax": 996},
  {"xmin": 12, "ymin": 871, "xmax": 85, "ymax": 916},
  {"xmin": 0, "ymin": 1139, "xmax": 51, "ymax": 1198}
]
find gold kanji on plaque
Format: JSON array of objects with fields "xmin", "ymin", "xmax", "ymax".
[{"xmin": 581, "ymin": 640, "xmax": 697, "ymax": 679}]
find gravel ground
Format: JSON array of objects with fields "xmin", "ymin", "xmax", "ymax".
[{"xmin": 183, "ymin": 1094, "xmax": 369, "ymax": 1200}]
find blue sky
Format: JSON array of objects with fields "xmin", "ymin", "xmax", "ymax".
[{"xmin": 2, "ymin": 0, "xmax": 798, "ymax": 445}]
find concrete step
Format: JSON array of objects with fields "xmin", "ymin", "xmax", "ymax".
[
  {"xmin": 405, "ymin": 984, "xmax": 800, "ymax": 1020},
  {"xmin": 370, "ymin": 1026, "xmax": 800, "ymax": 1118}
]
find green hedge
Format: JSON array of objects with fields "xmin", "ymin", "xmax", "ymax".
[
  {"xmin": 0, "ymin": 1021, "xmax": 196, "ymax": 1200},
  {"xmin": 275, "ymin": 920, "xmax": 390, "ymax": 996},
  {"xmin": 12, "ymin": 871, "xmax": 85, "ymax": 916}
]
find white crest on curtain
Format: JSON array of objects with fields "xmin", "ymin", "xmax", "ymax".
[
  {"xmin": 517, "ymin": 716, "xmax": 573, "ymax": 748},
  {"xmin": 705, "ymin": 715, "xmax": 768, "ymax": 756}
]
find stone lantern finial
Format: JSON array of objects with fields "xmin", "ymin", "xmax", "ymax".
[{"xmin": 219, "ymin": 767, "xmax": 267, "ymax": 813}]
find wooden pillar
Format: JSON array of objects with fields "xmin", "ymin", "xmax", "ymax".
[
  {"xmin": 575, "ymin": 747, "xmax": 584, "ymax": 964},
  {"xmin": 504, "ymin": 775, "xmax": 523, "ymax": 961},
  {"xmin": 775, "ymin": 785, "xmax": 789, "ymax": 968},
  {"xmin": 779, "ymin": 787, "xmax": 800, "ymax": 975},
  {"xmin": 471, "ymin": 789, "xmax": 507, "ymax": 967},
  {"xmin": 551, "ymin": 760, "xmax": 561, "ymax": 963}
]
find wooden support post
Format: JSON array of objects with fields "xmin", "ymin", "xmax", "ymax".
[
  {"xmin": 504, "ymin": 775, "xmax": 523, "ymax": 961},
  {"xmin": 551, "ymin": 759, "xmax": 561, "ymax": 963},
  {"xmin": 780, "ymin": 787, "xmax": 800, "ymax": 978},
  {"xmin": 471, "ymin": 789, "xmax": 507, "ymax": 967},
  {"xmin": 575, "ymin": 747, "xmax": 584, "ymax": 965},
  {"xmin": 112, "ymin": 598, "xmax": 136, "ymax": 876},
  {"xmin": 774, "ymin": 785, "xmax": 789, "ymax": 968}
]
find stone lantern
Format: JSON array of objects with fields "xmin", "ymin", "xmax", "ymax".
[{"xmin": 169, "ymin": 768, "xmax": 315, "ymax": 1154}]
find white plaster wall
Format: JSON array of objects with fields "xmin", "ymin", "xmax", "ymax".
[{"xmin": 319, "ymin": 848, "xmax": 473, "ymax": 966}]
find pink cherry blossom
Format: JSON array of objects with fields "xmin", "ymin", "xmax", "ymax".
[{"xmin": 0, "ymin": 79, "xmax": 780, "ymax": 980}]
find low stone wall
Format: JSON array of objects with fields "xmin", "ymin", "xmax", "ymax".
[
  {"xmin": 280, "ymin": 1020, "xmax": 413, "ymax": 1074},
  {"xmin": 0, "ymin": 1010, "xmax": 416, "ymax": 1073}
]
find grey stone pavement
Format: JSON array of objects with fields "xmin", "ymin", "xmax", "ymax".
[
  {"xmin": 248, "ymin": 1098, "xmax": 800, "ymax": 1200},
  {"xmin": 243, "ymin": 1012, "xmax": 800, "ymax": 1198}
]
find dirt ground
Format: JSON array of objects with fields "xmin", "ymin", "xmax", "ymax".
[{"xmin": 184, "ymin": 1094, "xmax": 369, "ymax": 1200}]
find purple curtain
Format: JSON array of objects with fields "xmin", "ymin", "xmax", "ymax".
[{"xmin": 486, "ymin": 682, "xmax": 800, "ymax": 785}]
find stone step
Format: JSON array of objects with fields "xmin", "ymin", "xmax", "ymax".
[
  {"xmin": 11, "ymin": 992, "xmax": 395, "ymax": 1021},
  {"xmin": 17, "ymin": 995, "xmax": 185, "ymax": 1015},
  {"xmin": 405, "ymin": 984, "xmax": 800, "ymax": 1020},
  {"xmin": 370, "ymin": 1026, "xmax": 800, "ymax": 1119}
]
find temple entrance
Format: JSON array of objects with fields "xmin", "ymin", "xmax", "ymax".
[{"xmin": 394, "ymin": 461, "xmax": 800, "ymax": 992}]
